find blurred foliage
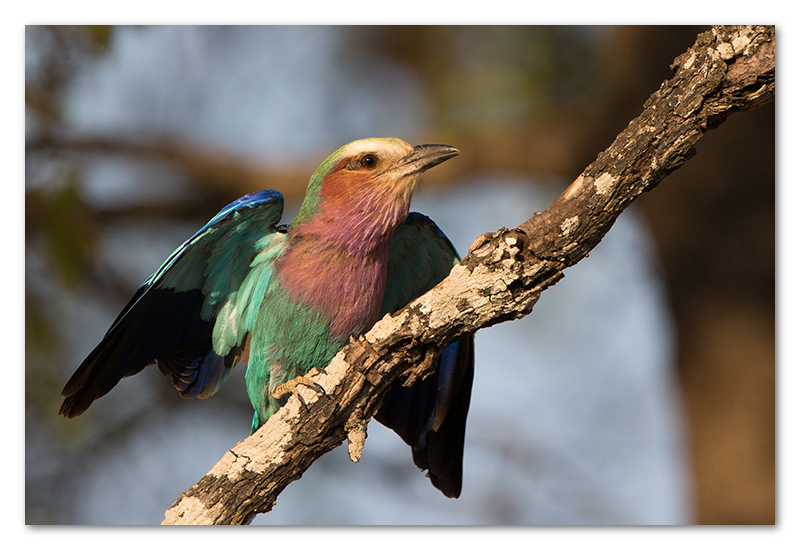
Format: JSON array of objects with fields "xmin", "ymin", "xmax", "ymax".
[
  {"xmin": 25, "ymin": 24, "xmax": 113, "ymax": 350},
  {"xmin": 26, "ymin": 25, "xmax": 114, "ymax": 128},
  {"xmin": 25, "ymin": 293, "xmax": 60, "ymax": 361},
  {"xmin": 25, "ymin": 27, "xmax": 112, "ymax": 451},
  {"xmin": 27, "ymin": 171, "xmax": 98, "ymax": 289},
  {"xmin": 346, "ymin": 26, "xmax": 605, "ymax": 176},
  {"xmin": 351, "ymin": 26, "xmax": 598, "ymax": 133},
  {"xmin": 24, "ymin": 25, "xmax": 774, "ymax": 525}
]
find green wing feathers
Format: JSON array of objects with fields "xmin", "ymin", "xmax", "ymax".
[
  {"xmin": 375, "ymin": 212, "xmax": 475, "ymax": 498},
  {"xmin": 59, "ymin": 191, "xmax": 286, "ymax": 417},
  {"xmin": 379, "ymin": 212, "xmax": 460, "ymax": 315}
]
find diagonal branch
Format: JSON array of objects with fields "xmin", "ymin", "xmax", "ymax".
[{"xmin": 162, "ymin": 25, "xmax": 775, "ymax": 525}]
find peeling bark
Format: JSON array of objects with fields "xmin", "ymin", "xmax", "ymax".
[{"xmin": 163, "ymin": 25, "xmax": 775, "ymax": 525}]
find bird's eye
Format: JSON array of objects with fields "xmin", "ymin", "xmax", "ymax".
[{"xmin": 360, "ymin": 154, "xmax": 378, "ymax": 169}]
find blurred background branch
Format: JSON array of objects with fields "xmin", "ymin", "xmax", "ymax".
[{"xmin": 25, "ymin": 25, "xmax": 774, "ymax": 525}]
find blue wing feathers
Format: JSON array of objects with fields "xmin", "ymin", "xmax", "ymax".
[
  {"xmin": 59, "ymin": 191, "xmax": 284, "ymax": 418},
  {"xmin": 60, "ymin": 287, "xmax": 208, "ymax": 416},
  {"xmin": 59, "ymin": 195, "xmax": 473, "ymax": 499}
]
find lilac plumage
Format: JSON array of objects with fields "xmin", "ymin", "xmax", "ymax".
[{"xmin": 60, "ymin": 138, "xmax": 473, "ymax": 498}]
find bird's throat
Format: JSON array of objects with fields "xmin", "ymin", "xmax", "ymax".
[{"xmin": 281, "ymin": 167, "xmax": 413, "ymax": 340}]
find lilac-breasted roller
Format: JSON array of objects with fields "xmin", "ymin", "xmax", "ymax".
[{"xmin": 59, "ymin": 137, "xmax": 474, "ymax": 498}]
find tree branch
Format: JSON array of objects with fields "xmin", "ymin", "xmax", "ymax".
[
  {"xmin": 162, "ymin": 25, "xmax": 775, "ymax": 525},
  {"xmin": 26, "ymin": 133, "xmax": 311, "ymax": 200}
]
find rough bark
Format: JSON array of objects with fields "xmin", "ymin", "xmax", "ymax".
[{"xmin": 162, "ymin": 25, "xmax": 775, "ymax": 525}]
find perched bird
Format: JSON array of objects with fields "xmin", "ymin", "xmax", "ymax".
[{"xmin": 59, "ymin": 137, "xmax": 474, "ymax": 498}]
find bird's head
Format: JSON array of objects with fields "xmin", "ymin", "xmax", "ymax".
[{"xmin": 294, "ymin": 137, "xmax": 459, "ymax": 227}]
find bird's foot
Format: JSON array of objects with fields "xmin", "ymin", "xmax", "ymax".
[
  {"xmin": 271, "ymin": 374, "xmax": 326, "ymax": 411},
  {"xmin": 468, "ymin": 231, "xmax": 496, "ymax": 255}
]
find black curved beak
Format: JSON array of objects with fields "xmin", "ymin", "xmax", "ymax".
[{"xmin": 398, "ymin": 144, "xmax": 460, "ymax": 174}]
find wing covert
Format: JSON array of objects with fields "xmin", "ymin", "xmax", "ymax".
[
  {"xmin": 374, "ymin": 212, "xmax": 475, "ymax": 498},
  {"xmin": 59, "ymin": 190, "xmax": 285, "ymax": 418}
]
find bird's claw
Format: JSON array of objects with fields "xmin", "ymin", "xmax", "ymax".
[
  {"xmin": 271, "ymin": 375, "xmax": 327, "ymax": 412},
  {"xmin": 468, "ymin": 231, "xmax": 495, "ymax": 255}
]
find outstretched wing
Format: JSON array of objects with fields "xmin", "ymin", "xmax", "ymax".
[
  {"xmin": 374, "ymin": 212, "xmax": 475, "ymax": 498},
  {"xmin": 59, "ymin": 190, "xmax": 285, "ymax": 418}
]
